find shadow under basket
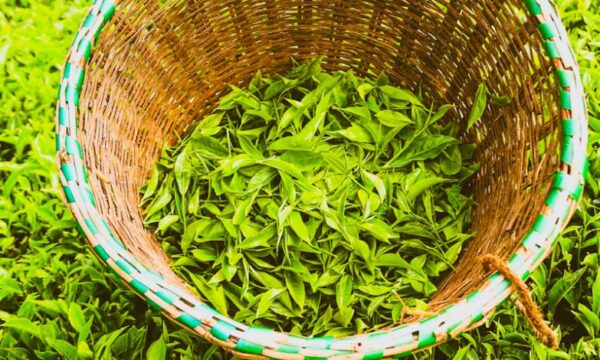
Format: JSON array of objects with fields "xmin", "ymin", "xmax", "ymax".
[{"xmin": 57, "ymin": 0, "xmax": 588, "ymax": 358}]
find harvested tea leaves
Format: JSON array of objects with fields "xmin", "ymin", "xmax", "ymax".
[{"xmin": 141, "ymin": 57, "xmax": 480, "ymax": 336}]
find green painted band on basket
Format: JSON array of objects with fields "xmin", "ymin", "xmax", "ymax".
[
  {"xmin": 525, "ymin": 0, "xmax": 542, "ymax": 15},
  {"xmin": 130, "ymin": 279, "xmax": 149, "ymax": 294},
  {"xmin": 115, "ymin": 258, "xmax": 135, "ymax": 275},
  {"xmin": 155, "ymin": 289, "xmax": 177, "ymax": 305},
  {"xmin": 560, "ymin": 89, "xmax": 572, "ymax": 110},
  {"xmin": 58, "ymin": 107, "xmax": 68, "ymax": 125},
  {"xmin": 278, "ymin": 344, "xmax": 301, "ymax": 355},
  {"xmin": 63, "ymin": 186, "xmax": 75, "ymax": 203},
  {"xmin": 146, "ymin": 298, "xmax": 162, "ymax": 312},
  {"xmin": 235, "ymin": 339, "xmax": 264, "ymax": 355},
  {"xmin": 84, "ymin": 218, "xmax": 98, "ymax": 235},
  {"xmin": 94, "ymin": 244, "xmax": 110, "ymax": 261},
  {"xmin": 416, "ymin": 317, "xmax": 438, "ymax": 348},
  {"xmin": 557, "ymin": 69, "xmax": 572, "ymax": 88},
  {"xmin": 544, "ymin": 40, "xmax": 560, "ymax": 58},
  {"xmin": 561, "ymin": 138, "xmax": 575, "ymax": 165},
  {"xmin": 177, "ymin": 313, "xmax": 202, "ymax": 329},
  {"xmin": 55, "ymin": 0, "xmax": 588, "ymax": 357},
  {"xmin": 562, "ymin": 118, "xmax": 579, "ymax": 137},
  {"xmin": 210, "ymin": 320, "xmax": 237, "ymax": 341},
  {"xmin": 538, "ymin": 22, "xmax": 554, "ymax": 39}
]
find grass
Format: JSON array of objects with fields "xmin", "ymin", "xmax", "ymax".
[{"xmin": 0, "ymin": 0, "xmax": 598, "ymax": 359}]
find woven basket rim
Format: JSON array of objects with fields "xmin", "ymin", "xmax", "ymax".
[{"xmin": 56, "ymin": 0, "xmax": 588, "ymax": 358}]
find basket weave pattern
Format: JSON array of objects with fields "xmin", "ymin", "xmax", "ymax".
[{"xmin": 57, "ymin": 0, "xmax": 587, "ymax": 358}]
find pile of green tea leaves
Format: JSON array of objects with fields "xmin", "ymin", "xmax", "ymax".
[{"xmin": 140, "ymin": 57, "xmax": 479, "ymax": 336}]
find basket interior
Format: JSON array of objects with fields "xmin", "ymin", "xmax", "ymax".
[{"xmin": 78, "ymin": 0, "xmax": 561, "ymax": 314}]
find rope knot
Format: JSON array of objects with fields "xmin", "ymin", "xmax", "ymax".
[{"xmin": 479, "ymin": 254, "xmax": 558, "ymax": 349}]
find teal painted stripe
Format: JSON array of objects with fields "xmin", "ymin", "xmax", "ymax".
[
  {"xmin": 210, "ymin": 320, "xmax": 237, "ymax": 341},
  {"xmin": 466, "ymin": 291, "xmax": 484, "ymax": 323},
  {"xmin": 146, "ymin": 298, "xmax": 161, "ymax": 312},
  {"xmin": 84, "ymin": 218, "xmax": 98, "ymax": 235},
  {"xmin": 116, "ymin": 259, "xmax": 135, "ymax": 275},
  {"xmin": 556, "ymin": 69, "xmax": 571, "ymax": 88},
  {"xmin": 63, "ymin": 186, "xmax": 75, "ymax": 203},
  {"xmin": 65, "ymin": 136, "xmax": 76, "ymax": 156},
  {"xmin": 68, "ymin": 64, "xmax": 84, "ymax": 89},
  {"xmin": 63, "ymin": 62, "xmax": 71, "ymax": 80},
  {"xmin": 58, "ymin": 107, "xmax": 68, "ymax": 125},
  {"xmin": 177, "ymin": 313, "xmax": 202, "ymax": 329},
  {"xmin": 277, "ymin": 344, "xmax": 300, "ymax": 354},
  {"xmin": 544, "ymin": 189, "xmax": 560, "ymax": 207},
  {"xmin": 524, "ymin": 0, "xmax": 542, "ymax": 15},
  {"xmin": 562, "ymin": 118, "xmax": 578, "ymax": 137},
  {"xmin": 61, "ymin": 163, "xmax": 75, "ymax": 181},
  {"xmin": 560, "ymin": 90, "xmax": 572, "ymax": 110},
  {"xmin": 417, "ymin": 317, "xmax": 437, "ymax": 348},
  {"xmin": 561, "ymin": 138, "xmax": 575, "ymax": 165},
  {"xmin": 130, "ymin": 279, "xmax": 149, "ymax": 294},
  {"xmin": 76, "ymin": 138, "xmax": 84, "ymax": 158},
  {"xmin": 538, "ymin": 22, "xmax": 554, "ymax": 39},
  {"xmin": 522, "ymin": 230, "xmax": 543, "ymax": 251},
  {"xmin": 77, "ymin": 37, "xmax": 92, "ymax": 61},
  {"xmin": 544, "ymin": 41, "xmax": 560, "ymax": 58},
  {"xmin": 551, "ymin": 172, "xmax": 583, "ymax": 200},
  {"xmin": 65, "ymin": 85, "xmax": 80, "ymax": 106},
  {"xmin": 99, "ymin": 0, "xmax": 116, "ymax": 20},
  {"xmin": 532, "ymin": 214, "xmax": 555, "ymax": 236},
  {"xmin": 82, "ymin": 13, "xmax": 95, "ymax": 29},
  {"xmin": 235, "ymin": 339, "xmax": 263, "ymax": 355},
  {"xmin": 155, "ymin": 289, "xmax": 176, "ymax": 305},
  {"xmin": 55, "ymin": 135, "xmax": 61, "ymax": 152},
  {"xmin": 364, "ymin": 350, "xmax": 384, "ymax": 360},
  {"xmin": 86, "ymin": 188, "xmax": 96, "ymax": 206},
  {"xmin": 94, "ymin": 244, "xmax": 110, "ymax": 261}
]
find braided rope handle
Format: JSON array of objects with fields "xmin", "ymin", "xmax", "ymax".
[{"xmin": 480, "ymin": 254, "xmax": 558, "ymax": 349}]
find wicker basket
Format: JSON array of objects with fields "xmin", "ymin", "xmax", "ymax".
[{"xmin": 56, "ymin": 0, "xmax": 588, "ymax": 358}]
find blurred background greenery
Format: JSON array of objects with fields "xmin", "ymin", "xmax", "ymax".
[{"xmin": 0, "ymin": 0, "xmax": 598, "ymax": 358}]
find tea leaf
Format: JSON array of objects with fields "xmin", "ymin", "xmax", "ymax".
[
  {"xmin": 257, "ymin": 289, "xmax": 285, "ymax": 317},
  {"xmin": 387, "ymin": 135, "xmax": 458, "ymax": 168},
  {"xmin": 288, "ymin": 211, "xmax": 310, "ymax": 242},
  {"xmin": 190, "ymin": 135, "xmax": 229, "ymax": 159},
  {"xmin": 375, "ymin": 109, "xmax": 413, "ymax": 128},
  {"xmin": 380, "ymin": 85, "xmax": 422, "ymax": 105},
  {"xmin": 548, "ymin": 268, "xmax": 586, "ymax": 317},
  {"xmin": 67, "ymin": 303, "xmax": 86, "ymax": 333},
  {"xmin": 407, "ymin": 177, "xmax": 447, "ymax": 202},
  {"xmin": 284, "ymin": 272, "xmax": 306, "ymax": 309},
  {"xmin": 333, "ymin": 123, "xmax": 373, "ymax": 143},
  {"xmin": 146, "ymin": 337, "xmax": 166, "ymax": 360},
  {"xmin": 336, "ymin": 275, "xmax": 353, "ymax": 310},
  {"xmin": 467, "ymin": 83, "xmax": 487, "ymax": 130}
]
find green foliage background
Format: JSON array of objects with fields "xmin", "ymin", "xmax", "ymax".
[{"xmin": 0, "ymin": 0, "xmax": 598, "ymax": 358}]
